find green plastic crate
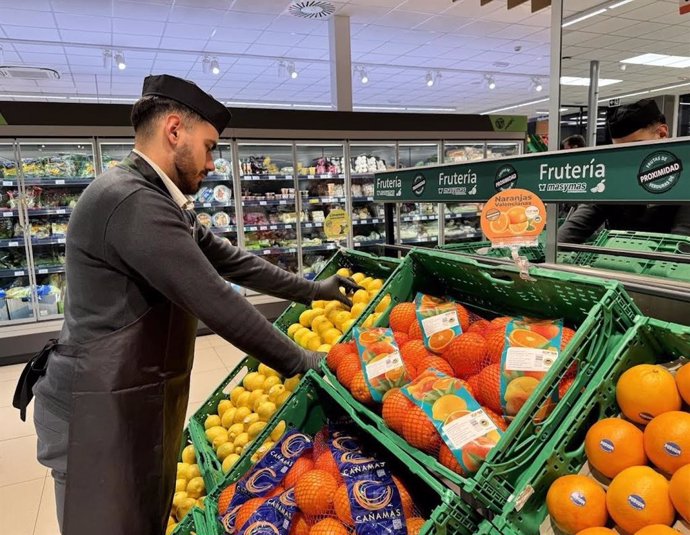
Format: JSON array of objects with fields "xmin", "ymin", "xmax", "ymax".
[
  {"xmin": 273, "ymin": 248, "xmax": 401, "ymax": 335},
  {"xmin": 321, "ymin": 248, "xmax": 640, "ymax": 513},
  {"xmin": 574, "ymin": 230, "xmax": 690, "ymax": 282},
  {"xmin": 485, "ymin": 317, "xmax": 690, "ymax": 535},
  {"xmin": 204, "ymin": 370, "xmax": 482, "ymax": 535},
  {"xmin": 170, "ymin": 429, "xmax": 209, "ymax": 534},
  {"xmin": 171, "ymin": 507, "xmax": 209, "ymax": 535},
  {"xmin": 440, "ymin": 240, "xmax": 546, "ymax": 263}
]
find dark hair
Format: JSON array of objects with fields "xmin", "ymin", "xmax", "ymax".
[
  {"xmin": 562, "ymin": 135, "xmax": 586, "ymax": 149},
  {"xmin": 130, "ymin": 96, "xmax": 204, "ymax": 138}
]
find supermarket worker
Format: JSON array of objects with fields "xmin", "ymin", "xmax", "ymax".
[
  {"xmin": 558, "ymin": 98, "xmax": 690, "ymax": 243},
  {"xmin": 13, "ymin": 74, "xmax": 359, "ymax": 535}
]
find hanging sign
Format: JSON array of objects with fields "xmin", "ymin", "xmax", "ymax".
[
  {"xmin": 481, "ymin": 188, "xmax": 546, "ymax": 248},
  {"xmin": 323, "ymin": 208, "xmax": 350, "ymax": 241}
]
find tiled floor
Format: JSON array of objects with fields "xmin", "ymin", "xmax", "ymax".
[{"xmin": 0, "ymin": 334, "xmax": 245, "ymax": 535}]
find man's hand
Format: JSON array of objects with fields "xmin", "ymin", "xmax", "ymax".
[
  {"xmin": 314, "ymin": 275, "xmax": 363, "ymax": 308},
  {"xmin": 299, "ymin": 350, "xmax": 326, "ymax": 373}
]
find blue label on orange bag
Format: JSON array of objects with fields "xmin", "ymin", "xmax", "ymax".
[
  {"xmin": 353, "ymin": 327, "xmax": 411, "ymax": 402},
  {"xmin": 221, "ymin": 429, "xmax": 312, "ymax": 533},
  {"xmin": 499, "ymin": 318, "xmax": 563, "ymax": 418},
  {"xmin": 414, "ymin": 293, "xmax": 462, "ymax": 354},
  {"xmin": 237, "ymin": 489, "xmax": 299, "ymax": 535},
  {"xmin": 400, "ymin": 368, "xmax": 502, "ymax": 475}
]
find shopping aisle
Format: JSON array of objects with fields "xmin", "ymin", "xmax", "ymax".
[{"xmin": 0, "ymin": 334, "xmax": 244, "ymax": 535}]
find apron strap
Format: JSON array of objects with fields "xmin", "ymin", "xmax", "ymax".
[{"xmin": 13, "ymin": 339, "xmax": 58, "ymax": 421}]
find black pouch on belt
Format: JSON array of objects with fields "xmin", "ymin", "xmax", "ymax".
[{"xmin": 13, "ymin": 339, "xmax": 58, "ymax": 421}]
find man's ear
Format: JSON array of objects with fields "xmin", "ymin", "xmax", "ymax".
[
  {"xmin": 658, "ymin": 123, "xmax": 670, "ymax": 139},
  {"xmin": 164, "ymin": 114, "xmax": 183, "ymax": 146}
]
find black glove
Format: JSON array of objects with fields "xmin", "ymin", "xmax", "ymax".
[
  {"xmin": 299, "ymin": 350, "xmax": 326, "ymax": 374},
  {"xmin": 314, "ymin": 275, "xmax": 363, "ymax": 308}
]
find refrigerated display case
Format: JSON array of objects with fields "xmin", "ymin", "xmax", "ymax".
[
  {"xmin": 196, "ymin": 142, "xmax": 238, "ymax": 246},
  {"xmin": 350, "ymin": 143, "xmax": 394, "ymax": 252},
  {"xmin": 237, "ymin": 143, "xmax": 299, "ymax": 274},
  {"xmin": 486, "ymin": 141, "xmax": 522, "ymax": 160},
  {"xmin": 397, "ymin": 143, "xmax": 441, "ymax": 246},
  {"xmin": 295, "ymin": 143, "xmax": 346, "ymax": 278},
  {"xmin": 98, "ymin": 139, "xmax": 134, "ymax": 172}
]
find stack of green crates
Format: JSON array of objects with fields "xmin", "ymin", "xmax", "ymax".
[{"xmin": 170, "ymin": 429, "xmax": 210, "ymax": 535}]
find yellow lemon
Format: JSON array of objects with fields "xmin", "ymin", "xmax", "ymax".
[
  {"xmin": 369, "ymin": 279, "xmax": 384, "ymax": 291},
  {"xmin": 369, "ymin": 289, "xmax": 380, "ymax": 299},
  {"xmin": 227, "ymin": 423, "xmax": 245, "ymax": 441},
  {"xmin": 248, "ymin": 389, "xmax": 266, "ymax": 407},
  {"xmin": 177, "ymin": 462, "xmax": 190, "ymax": 478},
  {"xmin": 318, "ymin": 344, "xmax": 332, "ymax": 353},
  {"xmin": 342, "ymin": 319, "xmax": 356, "ymax": 333},
  {"xmin": 336, "ymin": 267, "xmax": 352, "ymax": 278},
  {"xmin": 299, "ymin": 309, "xmax": 314, "ymax": 327},
  {"xmin": 176, "ymin": 497, "xmax": 196, "ymax": 521},
  {"xmin": 175, "ymin": 478, "xmax": 187, "ymax": 492},
  {"xmin": 172, "ymin": 491, "xmax": 188, "ymax": 509},
  {"xmin": 186, "ymin": 476, "xmax": 205, "ymax": 499},
  {"xmin": 221, "ymin": 407, "xmax": 237, "ymax": 429},
  {"xmin": 222, "ymin": 453, "xmax": 241, "ymax": 474},
  {"xmin": 188, "ymin": 464, "xmax": 202, "ymax": 479},
  {"xmin": 268, "ymin": 384, "xmax": 286, "ymax": 401},
  {"xmin": 323, "ymin": 328, "xmax": 343, "ymax": 345},
  {"xmin": 181, "ymin": 445, "xmax": 196, "ymax": 465},
  {"xmin": 204, "ymin": 414, "xmax": 221, "ymax": 430},
  {"xmin": 293, "ymin": 327, "xmax": 312, "ymax": 346},
  {"xmin": 242, "ymin": 372, "xmax": 266, "ymax": 391},
  {"xmin": 216, "ymin": 441, "xmax": 235, "ymax": 461},
  {"xmin": 217, "ymin": 399, "xmax": 233, "ymax": 418},
  {"xmin": 197, "ymin": 497, "xmax": 206, "ymax": 510},
  {"xmin": 168, "ymin": 517, "xmax": 175, "ymax": 527},
  {"xmin": 375, "ymin": 294, "xmax": 392, "ymax": 314},
  {"xmin": 351, "ymin": 272, "xmax": 365, "ymax": 283},
  {"xmin": 243, "ymin": 412, "xmax": 261, "ymax": 426},
  {"xmin": 350, "ymin": 303, "xmax": 367, "ymax": 318},
  {"xmin": 352, "ymin": 289, "xmax": 370, "ymax": 305},
  {"xmin": 300, "ymin": 331, "xmax": 318, "ymax": 349},
  {"xmin": 230, "ymin": 386, "xmax": 246, "ymax": 406},
  {"xmin": 258, "ymin": 363, "xmax": 280, "ymax": 379},
  {"xmin": 252, "ymin": 394, "xmax": 270, "ymax": 412},
  {"xmin": 316, "ymin": 319, "xmax": 335, "ymax": 335},
  {"xmin": 287, "ymin": 323, "xmax": 302, "ymax": 339},
  {"xmin": 360, "ymin": 277, "xmax": 374, "ymax": 290},
  {"xmin": 257, "ymin": 401, "xmax": 277, "ymax": 421},
  {"xmin": 283, "ymin": 375, "xmax": 301, "ymax": 392},
  {"xmin": 234, "ymin": 432, "xmax": 250, "ymax": 452},
  {"xmin": 212, "ymin": 433, "xmax": 229, "ymax": 450},
  {"xmin": 248, "ymin": 421, "xmax": 268, "ymax": 438},
  {"xmin": 324, "ymin": 301, "xmax": 344, "ymax": 315},
  {"xmin": 275, "ymin": 391, "xmax": 291, "ymax": 406},
  {"xmin": 205, "ymin": 426, "xmax": 226, "ymax": 443},
  {"xmin": 334, "ymin": 311, "xmax": 352, "ymax": 330},
  {"xmin": 311, "ymin": 300, "xmax": 327, "ymax": 310},
  {"xmin": 306, "ymin": 335, "xmax": 323, "ymax": 351},
  {"xmin": 311, "ymin": 315, "xmax": 330, "ymax": 332},
  {"xmin": 271, "ymin": 420, "xmax": 287, "ymax": 442},
  {"xmin": 166, "ymin": 524, "xmax": 177, "ymax": 535},
  {"xmin": 262, "ymin": 376, "xmax": 281, "ymax": 391},
  {"xmin": 233, "ymin": 406, "xmax": 251, "ymax": 424},
  {"xmin": 236, "ymin": 391, "xmax": 252, "ymax": 408}
]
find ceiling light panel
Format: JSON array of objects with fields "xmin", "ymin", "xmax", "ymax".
[
  {"xmin": 621, "ymin": 53, "xmax": 690, "ymax": 69},
  {"xmin": 560, "ymin": 76, "xmax": 622, "ymax": 87}
]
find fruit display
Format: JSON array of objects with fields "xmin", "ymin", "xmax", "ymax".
[
  {"xmin": 286, "ymin": 266, "xmax": 388, "ymax": 352},
  {"xmin": 201, "ymin": 363, "xmax": 300, "ymax": 475},
  {"xmin": 168, "ymin": 442, "xmax": 206, "ymax": 535}
]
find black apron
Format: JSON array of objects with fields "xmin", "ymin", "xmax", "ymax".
[{"xmin": 14, "ymin": 156, "xmax": 199, "ymax": 535}]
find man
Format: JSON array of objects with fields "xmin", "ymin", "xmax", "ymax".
[
  {"xmin": 558, "ymin": 99, "xmax": 690, "ymax": 243},
  {"xmin": 15, "ymin": 75, "xmax": 357, "ymax": 535},
  {"xmin": 562, "ymin": 134, "xmax": 586, "ymax": 149}
]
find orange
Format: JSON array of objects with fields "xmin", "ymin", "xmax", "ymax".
[
  {"xmin": 401, "ymin": 340, "xmax": 430, "ymax": 369},
  {"xmin": 489, "ymin": 212, "xmax": 509, "ymax": 234},
  {"xmin": 616, "ymin": 364, "xmax": 682, "ymax": 425},
  {"xmin": 235, "ymin": 497, "xmax": 266, "ymax": 531},
  {"xmin": 467, "ymin": 374, "xmax": 481, "ymax": 397},
  {"xmin": 576, "ymin": 529, "xmax": 616, "ymax": 535},
  {"xmin": 408, "ymin": 320, "xmax": 423, "ymax": 341},
  {"xmin": 438, "ymin": 442, "xmax": 464, "ymax": 475},
  {"xmin": 561, "ymin": 327, "xmax": 576, "ymax": 350},
  {"xmin": 485, "ymin": 329, "xmax": 507, "ymax": 366},
  {"xmin": 482, "ymin": 406, "xmax": 508, "ymax": 432},
  {"xmin": 443, "ymin": 333, "xmax": 487, "ymax": 379},
  {"xmin": 389, "ymin": 303, "xmax": 417, "ymax": 333},
  {"xmin": 327, "ymin": 343, "xmax": 356, "ymax": 373},
  {"xmin": 509, "ymin": 221, "xmax": 529, "ymax": 234},
  {"xmin": 217, "ymin": 483, "xmax": 236, "ymax": 516},
  {"xmin": 406, "ymin": 517, "xmax": 426, "ymax": 535},
  {"xmin": 393, "ymin": 331, "xmax": 410, "ymax": 348},
  {"xmin": 507, "ymin": 206, "xmax": 527, "ymax": 224},
  {"xmin": 546, "ymin": 475, "xmax": 608, "ymax": 535},
  {"xmin": 635, "ymin": 526, "xmax": 682, "ymax": 535},
  {"xmin": 584, "ymin": 418, "xmax": 647, "ymax": 479},
  {"xmin": 393, "ymin": 476, "xmax": 415, "ymax": 518},
  {"xmin": 283, "ymin": 456, "xmax": 314, "ymax": 489},
  {"xmin": 467, "ymin": 319, "xmax": 491, "ymax": 337},
  {"xmin": 333, "ymin": 484, "xmax": 353, "ymax": 526},
  {"xmin": 475, "ymin": 364, "xmax": 502, "ymax": 414},
  {"xmin": 312, "ymin": 428, "xmax": 329, "ymax": 459},
  {"xmin": 309, "ymin": 518, "xmax": 349, "ymax": 535},
  {"xmin": 428, "ymin": 329, "xmax": 455, "ymax": 353},
  {"xmin": 559, "ymin": 377, "xmax": 575, "ymax": 400},
  {"xmin": 676, "ymin": 363, "xmax": 690, "ymax": 404},
  {"xmin": 455, "ymin": 303, "xmax": 471, "ymax": 332},
  {"xmin": 488, "ymin": 316, "xmax": 513, "ymax": 331},
  {"xmin": 294, "ymin": 470, "xmax": 338, "ymax": 516},
  {"xmin": 402, "ymin": 404, "xmax": 442, "ymax": 454},
  {"xmin": 336, "ymin": 353, "xmax": 361, "ymax": 390},
  {"xmin": 606, "ymin": 466, "xmax": 675, "ymax": 534},
  {"xmin": 669, "ymin": 463, "xmax": 690, "ymax": 523},
  {"xmin": 382, "ymin": 388, "xmax": 415, "ymax": 435},
  {"xmin": 417, "ymin": 356, "xmax": 455, "ymax": 378},
  {"xmin": 314, "ymin": 449, "xmax": 344, "ymax": 485},
  {"xmin": 350, "ymin": 370, "xmax": 374, "ymax": 405},
  {"xmin": 643, "ymin": 411, "xmax": 690, "ymax": 475},
  {"xmin": 289, "ymin": 512, "xmax": 310, "ymax": 535}
]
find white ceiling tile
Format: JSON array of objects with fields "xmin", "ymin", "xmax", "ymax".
[
  {"xmin": 407, "ymin": 45, "xmax": 455, "ymax": 58},
  {"xmin": 59, "ymin": 29, "xmax": 112, "ymax": 46},
  {"xmin": 111, "ymin": 34, "xmax": 163, "ymax": 48},
  {"xmin": 414, "ymin": 15, "xmax": 474, "ymax": 33},
  {"xmin": 231, "ymin": 0, "xmax": 287, "ymax": 15},
  {"xmin": 112, "ymin": 18, "xmax": 166, "ymax": 36},
  {"xmin": 2, "ymin": 26, "xmax": 61, "ymax": 40},
  {"xmin": 0, "ymin": 7, "xmax": 56, "ymax": 28},
  {"xmin": 257, "ymin": 31, "xmax": 304, "ymax": 46},
  {"xmin": 287, "ymin": 48, "xmax": 327, "ymax": 61},
  {"xmin": 223, "ymin": 12, "xmax": 276, "ymax": 30},
  {"xmin": 612, "ymin": 21, "xmax": 668, "ymax": 38},
  {"xmin": 54, "ymin": 12, "xmax": 112, "ymax": 33},
  {"xmin": 337, "ymin": 6, "xmax": 396, "ymax": 24},
  {"xmin": 243, "ymin": 43, "xmax": 292, "ymax": 56},
  {"xmin": 112, "ymin": 1, "xmax": 172, "ymax": 21},
  {"xmin": 211, "ymin": 28, "xmax": 263, "ymax": 43},
  {"xmin": 159, "ymin": 37, "xmax": 211, "ymax": 50},
  {"xmin": 168, "ymin": 6, "xmax": 227, "ymax": 24},
  {"xmin": 51, "ymin": 0, "xmax": 113, "ymax": 16}
]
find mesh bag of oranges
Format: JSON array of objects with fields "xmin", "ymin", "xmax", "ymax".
[{"xmin": 204, "ymin": 370, "xmax": 481, "ymax": 535}]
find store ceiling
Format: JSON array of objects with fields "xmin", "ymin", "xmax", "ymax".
[{"xmin": 0, "ymin": 0, "xmax": 686, "ymax": 117}]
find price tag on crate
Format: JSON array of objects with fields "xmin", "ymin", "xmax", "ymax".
[{"xmin": 55, "ymin": 180, "xmax": 65, "ymax": 185}]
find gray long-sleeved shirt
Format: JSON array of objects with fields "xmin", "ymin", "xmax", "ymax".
[{"xmin": 58, "ymin": 152, "xmax": 317, "ymax": 376}]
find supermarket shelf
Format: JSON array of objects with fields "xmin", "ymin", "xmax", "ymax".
[
  {"xmin": 0, "ymin": 207, "xmax": 74, "ymax": 218},
  {"xmin": 0, "ymin": 236, "xmax": 66, "ymax": 248},
  {"xmin": 297, "ymin": 173, "xmax": 345, "ymax": 180},
  {"xmin": 401, "ymin": 237, "xmax": 439, "ymax": 244},
  {"xmin": 445, "ymin": 211, "xmax": 480, "ymax": 220},
  {"xmin": 205, "ymin": 174, "xmax": 232, "ymax": 182},
  {"xmin": 240, "ymin": 174, "xmax": 294, "ymax": 181},
  {"xmin": 0, "ymin": 267, "xmax": 29, "ymax": 278},
  {"xmin": 243, "ymin": 223, "xmax": 295, "ymax": 232},
  {"xmin": 34, "ymin": 265, "xmax": 65, "ymax": 275},
  {"xmin": 306, "ymin": 196, "xmax": 347, "ymax": 204},
  {"xmin": 248, "ymin": 246, "xmax": 298, "ymax": 256},
  {"xmin": 302, "ymin": 222, "xmax": 324, "ymax": 229},
  {"xmin": 0, "ymin": 238, "xmax": 24, "ymax": 248},
  {"xmin": 209, "ymin": 225, "xmax": 238, "ymax": 234},
  {"xmin": 352, "ymin": 218, "xmax": 384, "ymax": 226},
  {"xmin": 242, "ymin": 199, "xmax": 296, "ymax": 207},
  {"xmin": 401, "ymin": 214, "xmax": 439, "ymax": 222},
  {"xmin": 23, "ymin": 178, "xmax": 93, "ymax": 186},
  {"xmin": 353, "ymin": 239, "xmax": 386, "ymax": 248},
  {"xmin": 444, "ymin": 230, "xmax": 483, "ymax": 240},
  {"xmin": 303, "ymin": 244, "xmax": 337, "ymax": 253},
  {"xmin": 352, "ymin": 196, "xmax": 375, "ymax": 203},
  {"xmin": 194, "ymin": 201, "xmax": 235, "ymax": 210}
]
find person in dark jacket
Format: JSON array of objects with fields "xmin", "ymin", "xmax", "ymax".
[
  {"xmin": 18, "ymin": 75, "xmax": 358, "ymax": 535},
  {"xmin": 562, "ymin": 134, "xmax": 586, "ymax": 149},
  {"xmin": 558, "ymin": 99, "xmax": 690, "ymax": 243}
]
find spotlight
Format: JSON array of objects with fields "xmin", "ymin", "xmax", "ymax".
[
  {"xmin": 287, "ymin": 61, "xmax": 298, "ymax": 79},
  {"xmin": 533, "ymin": 77, "xmax": 543, "ymax": 92},
  {"xmin": 114, "ymin": 51, "xmax": 126, "ymax": 71},
  {"xmin": 210, "ymin": 57, "xmax": 220, "ymax": 75},
  {"xmin": 426, "ymin": 71, "xmax": 435, "ymax": 87},
  {"xmin": 355, "ymin": 66, "xmax": 369, "ymax": 84},
  {"xmin": 486, "ymin": 75, "xmax": 496, "ymax": 90}
]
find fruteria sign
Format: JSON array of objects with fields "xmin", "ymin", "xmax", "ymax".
[{"xmin": 373, "ymin": 138, "xmax": 690, "ymax": 203}]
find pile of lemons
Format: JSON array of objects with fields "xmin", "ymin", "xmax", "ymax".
[
  {"xmin": 204, "ymin": 363, "xmax": 300, "ymax": 474},
  {"xmin": 287, "ymin": 267, "xmax": 391, "ymax": 352},
  {"xmin": 168, "ymin": 444, "xmax": 206, "ymax": 534}
]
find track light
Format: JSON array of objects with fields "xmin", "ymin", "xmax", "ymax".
[
  {"xmin": 426, "ymin": 71, "xmax": 435, "ymax": 87},
  {"xmin": 533, "ymin": 77, "xmax": 543, "ymax": 92},
  {"xmin": 210, "ymin": 57, "xmax": 220, "ymax": 75},
  {"xmin": 486, "ymin": 75, "xmax": 496, "ymax": 90},
  {"xmin": 287, "ymin": 61, "xmax": 298, "ymax": 79},
  {"xmin": 354, "ymin": 66, "xmax": 369, "ymax": 85},
  {"xmin": 114, "ymin": 51, "xmax": 126, "ymax": 71}
]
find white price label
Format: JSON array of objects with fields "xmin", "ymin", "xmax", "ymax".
[
  {"xmin": 55, "ymin": 209, "xmax": 66, "ymax": 215},
  {"xmin": 372, "ymin": 219, "xmax": 379, "ymax": 223},
  {"xmin": 305, "ymin": 223, "xmax": 313, "ymax": 228},
  {"xmin": 443, "ymin": 409, "xmax": 498, "ymax": 450},
  {"xmin": 506, "ymin": 348, "xmax": 557, "ymax": 372},
  {"xmin": 38, "ymin": 269, "xmax": 48, "ymax": 274},
  {"xmin": 366, "ymin": 352, "xmax": 404, "ymax": 380},
  {"xmin": 259, "ymin": 226, "xmax": 268, "ymax": 231},
  {"xmin": 421, "ymin": 310, "xmax": 459, "ymax": 337},
  {"xmin": 57, "ymin": 238, "xmax": 66, "ymax": 244},
  {"xmin": 263, "ymin": 250, "xmax": 271, "ymax": 255},
  {"xmin": 2, "ymin": 212, "xmax": 12, "ymax": 217},
  {"xmin": 55, "ymin": 180, "xmax": 65, "ymax": 185},
  {"xmin": 259, "ymin": 201, "xmax": 267, "ymax": 206},
  {"xmin": 269, "ymin": 175, "xmax": 276, "ymax": 180},
  {"xmin": 269, "ymin": 225, "xmax": 277, "ymax": 230},
  {"xmin": 308, "ymin": 175, "xmax": 315, "ymax": 179},
  {"xmin": 279, "ymin": 201, "xmax": 287, "ymax": 205},
  {"xmin": 203, "ymin": 202, "xmax": 212, "ymax": 208},
  {"xmin": 2, "ymin": 181, "xmax": 12, "ymax": 186},
  {"xmin": 8, "ymin": 241, "xmax": 18, "ymax": 247},
  {"xmin": 285, "ymin": 175, "xmax": 293, "ymax": 179},
  {"xmin": 13, "ymin": 270, "xmax": 24, "ymax": 276}
]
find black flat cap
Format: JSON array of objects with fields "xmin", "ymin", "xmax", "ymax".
[
  {"xmin": 141, "ymin": 74, "xmax": 231, "ymax": 134},
  {"xmin": 607, "ymin": 98, "xmax": 665, "ymax": 139}
]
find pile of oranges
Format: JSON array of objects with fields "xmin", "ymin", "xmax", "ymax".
[
  {"xmin": 326, "ymin": 299, "xmax": 577, "ymax": 476},
  {"xmin": 217, "ymin": 426, "xmax": 427, "ymax": 535},
  {"xmin": 546, "ymin": 362, "xmax": 690, "ymax": 535}
]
